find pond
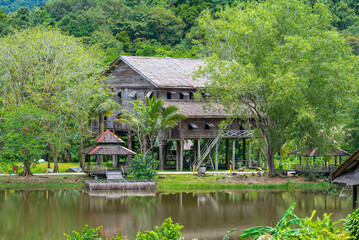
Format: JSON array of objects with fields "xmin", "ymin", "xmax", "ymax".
[{"xmin": 0, "ymin": 189, "xmax": 353, "ymax": 240}]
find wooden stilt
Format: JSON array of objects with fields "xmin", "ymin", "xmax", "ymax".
[
  {"xmin": 127, "ymin": 130, "xmax": 132, "ymax": 162},
  {"xmin": 248, "ymin": 141, "xmax": 252, "ymax": 168},
  {"xmin": 197, "ymin": 139, "xmax": 201, "ymax": 165},
  {"xmin": 176, "ymin": 140, "xmax": 180, "ymax": 171},
  {"xmin": 179, "ymin": 139, "xmax": 183, "ymax": 171},
  {"xmin": 232, "ymin": 139, "xmax": 236, "ymax": 170},
  {"xmin": 215, "ymin": 141, "xmax": 219, "ymax": 171},
  {"xmin": 353, "ymin": 185, "xmax": 357, "ymax": 209},
  {"xmin": 242, "ymin": 139, "xmax": 246, "ymax": 165},
  {"xmin": 159, "ymin": 139, "xmax": 164, "ymax": 170}
]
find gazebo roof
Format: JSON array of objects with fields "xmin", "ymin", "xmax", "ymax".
[
  {"xmin": 80, "ymin": 145, "xmax": 136, "ymax": 155},
  {"xmin": 94, "ymin": 130, "xmax": 124, "ymax": 144},
  {"xmin": 330, "ymin": 148, "xmax": 359, "ymax": 186},
  {"xmin": 289, "ymin": 147, "xmax": 350, "ymax": 157}
]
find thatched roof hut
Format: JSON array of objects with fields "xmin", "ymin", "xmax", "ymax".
[
  {"xmin": 289, "ymin": 147, "xmax": 350, "ymax": 157},
  {"xmin": 330, "ymin": 148, "xmax": 359, "ymax": 208}
]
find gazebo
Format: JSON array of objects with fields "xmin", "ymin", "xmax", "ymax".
[
  {"xmin": 289, "ymin": 146, "xmax": 350, "ymax": 171},
  {"xmin": 330, "ymin": 148, "xmax": 359, "ymax": 209},
  {"xmin": 80, "ymin": 130, "xmax": 136, "ymax": 177}
]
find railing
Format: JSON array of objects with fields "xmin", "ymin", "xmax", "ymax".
[{"xmin": 222, "ymin": 130, "xmax": 252, "ymax": 138}]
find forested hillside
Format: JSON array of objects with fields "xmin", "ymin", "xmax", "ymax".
[
  {"xmin": 0, "ymin": 0, "xmax": 47, "ymax": 13},
  {"xmin": 1, "ymin": 0, "xmax": 359, "ymax": 64}
]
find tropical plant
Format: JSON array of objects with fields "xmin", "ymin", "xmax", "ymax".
[
  {"xmin": 128, "ymin": 154, "xmax": 157, "ymax": 180},
  {"xmin": 239, "ymin": 203, "xmax": 301, "ymax": 239},
  {"xmin": 118, "ymin": 96, "xmax": 187, "ymax": 154},
  {"xmin": 136, "ymin": 217, "xmax": 184, "ymax": 240},
  {"xmin": 292, "ymin": 212, "xmax": 351, "ymax": 240},
  {"xmin": 64, "ymin": 225, "xmax": 127, "ymax": 240},
  {"xmin": 345, "ymin": 207, "xmax": 359, "ymax": 239}
]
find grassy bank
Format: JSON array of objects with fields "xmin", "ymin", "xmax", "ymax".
[
  {"xmin": 0, "ymin": 175, "xmax": 86, "ymax": 189},
  {"xmin": 0, "ymin": 173, "xmax": 336, "ymax": 192},
  {"xmin": 155, "ymin": 174, "xmax": 335, "ymax": 192}
]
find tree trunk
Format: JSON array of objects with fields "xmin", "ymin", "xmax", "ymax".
[
  {"xmin": 53, "ymin": 152, "xmax": 59, "ymax": 173},
  {"xmin": 20, "ymin": 161, "xmax": 33, "ymax": 177},
  {"xmin": 266, "ymin": 145, "xmax": 275, "ymax": 177},
  {"xmin": 80, "ymin": 128, "xmax": 85, "ymax": 169}
]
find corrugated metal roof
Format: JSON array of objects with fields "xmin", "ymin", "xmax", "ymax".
[
  {"xmin": 163, "ymin": 101, "xmax": 230, "ymax": 118},
  {"xmin": 105, "ymin": 55, "xmax": 207, "ymax": 88}
]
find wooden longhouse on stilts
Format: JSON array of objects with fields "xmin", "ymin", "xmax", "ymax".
[
  {"xmin": 93, "ymin": 55, "xmax": 254, "ymax": 171},
  {"xmin": 330, "ymin": 148, "xmax": 359, "ymax": 209}
]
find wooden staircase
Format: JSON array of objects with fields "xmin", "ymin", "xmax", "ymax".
[{"xmin": 106, "ymin": 169, "xmax": 123, "ymax": 180}]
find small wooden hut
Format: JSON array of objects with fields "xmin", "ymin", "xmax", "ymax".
[
  {"xmin": 289, "ymin": 146, "xmax": 350, "ymax": 172},
  {"xmin": 80, "ymin": 130, "xmax": 136, "ymax": 176},
  {"xmin": 330, "ymin": 148, "xmax": 359, "ymax": 209}
]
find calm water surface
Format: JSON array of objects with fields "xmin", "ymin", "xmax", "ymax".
[{"xmin": 0, "ymin": 189, "xmax": 353, "ymax": 240}]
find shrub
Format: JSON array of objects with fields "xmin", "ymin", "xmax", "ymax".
[
  {"xmin": 136, "ymin": 217, "xmax": 184, "ymax": 240},
  {"xmin": 345, "ymin": 208, "xmax": 359, "ymax": 239},
  {"xmin": 129, "ymin": 154, "xmax": 157, "ymax": 180},
  {"xmin": 64, "ymin": 225, "xmax": 126, "ymax": 240},
  {"xmin": 281, "ymin": 212, "xmax": 351, "ymax": 240},
  {"xmin": 64, "ymin": 225, "xmax": 103, "ymax": 240}
]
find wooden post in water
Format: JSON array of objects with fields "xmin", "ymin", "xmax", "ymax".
[{"xmin": 353, "ymin": 185, "xmax": 358, "ymax": 209}]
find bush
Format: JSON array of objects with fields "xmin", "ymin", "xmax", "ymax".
[
  {"xmin": 129, "ymin": 154, "xmax": 157, "ymax": 180},
  {"xmin": 64, "ymin": 225, "xmax": 126, "ymax": 240},
  {"xmin": 136, "ymin": 217, "xmax": 184, "ymax": 240},
  {"xmin": 345, "ymin": 208, "xmax": 359, "ymax": 239}
]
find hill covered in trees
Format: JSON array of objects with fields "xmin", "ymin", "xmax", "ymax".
[
  {"xmin": 0, "ymin": 0, "xmax": 48, "ymax": 13},
  {"xmin": 1, "ymin": 0, "xmax": 359, "ymax": 64}
]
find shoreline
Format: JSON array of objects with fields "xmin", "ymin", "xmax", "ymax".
[{"xmin": 0, "ymin": 174, "xmax": 336, "ymax": 192}]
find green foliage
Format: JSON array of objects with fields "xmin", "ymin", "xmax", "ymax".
[
  {"xmin": 136, "ymin": 217, "xmax": 184, "ymax": 240},
  {"xmin": 345, "ymin": 208, "xmax": 359, "ymax": 239},
  {"xmin": 0, "ymin": 105, "xmax": 49, "ymax": 175},
  {"xmin": 292, "ymin": 212, "xmax": 351, "ymax": 240},
  {"xmin": 129, "ymin": 154, "xmax": 157, "ymax": 180},
  {"xmin": 64, "ymin": 225, "xmax": 103, "ymax": 240},
  {"xmin": 240, "ymin": 203, "xmax": 350, "ymax": 240},
  {"xmin": 197, "ymin": 0, "xmax": 357, "ymax": 176},
  {"xmin": 239, "ymin": 203, "xmax": 301, "ymax": 239}
]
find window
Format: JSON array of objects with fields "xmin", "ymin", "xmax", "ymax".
[
  {"xmin": 189, "ymin": 123, "xmax": 198, "ymax": 130},
  {"xmin": 117, "ymin": 92, "xmax": 122, "ymax": 99},
  {"xmin": 205, "ymin": 122, "xmax": 215, "ymax": 130},
  {"xmin": 189, "ymin": 92, "xmax": 194, "ymax": 100},
  {"xmin": 146, "ymin": 91, "xmax": 153, "ymax": 98},
  {"xmin": 129, "ymin": 91, "xmax": 137, "ymax": 99},
  {"xmin": 180, "ymin": 92, "xmax": 189, "ymax": 99},
  {"xmin": 167, "ymin": 91, "xmax": 172, "ymax": 99},
  {"xmin": 104, "ymin": 116, "xmax": 108, "ymax": 121}
]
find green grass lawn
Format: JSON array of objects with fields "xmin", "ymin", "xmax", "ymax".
[{"xmin": 30, "ymin": 162, "xmax": 80, "ymax": 173}]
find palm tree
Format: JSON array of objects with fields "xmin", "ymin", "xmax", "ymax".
[{"xmin": 118, "ymin": 96, "xmax": 187, "ymax": 155}]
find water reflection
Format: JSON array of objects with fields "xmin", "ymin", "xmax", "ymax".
[{"xmin": 0, "ymin": 189, "xmax": 353, "ymax": 240}]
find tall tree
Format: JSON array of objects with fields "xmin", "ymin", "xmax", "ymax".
[
  {"xmin": 0, "ymin": 27, "xmax": 109, "ymax": 172},
  {"xmin": 197, "ymin": 0, "xmax": 357, "ymax": 176}
]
